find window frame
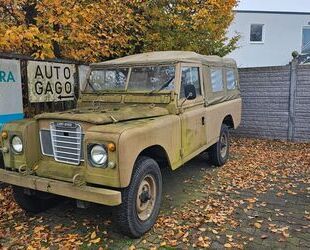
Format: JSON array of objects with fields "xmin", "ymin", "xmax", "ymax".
[
  {"xmin": 177, "ymin": 63, "xmax": 204, "ymax": 107},
  {"xmin": 85, "ymin": 63, "xmax": 177, "ymax": 93},
  {"xmin": 301, "ymin": 26, "xmax": 310, "ymax": 54},
  {"xmin": 249, "ymin": 23, "xmax": 265, "ymax": 44}
]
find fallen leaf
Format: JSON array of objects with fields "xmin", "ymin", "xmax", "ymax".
[
  {"xmin": 33, "ymin": 226, "xmax": 44, "ymax": 233},
  {"xmin": 54, "ymin": 225, "xmax": 63, "ymax": 230},
  {"xmin": 175, "ymin": 231, "xmax": 184, "ymax": 239},
  {"xmin": 183, "ymin": 232, "xmax": 189, "ymax": 238},
  {"xmin": 261, "ymin": 234, "xmax": 268, "ymax": 239},
  {"xmin": 160, "ymin": 241, "xmax": 166, "ymax": 246},
  {"xmin": 15, "ymin": 225, "xmax": 24, "ymax": 231},
  {"xmin": 90, "ymin": 237, "xmax": 101, "ymax": 244},
  {"xmin": 224, "ymin": 243, "xmax": 232, "ymax": 248},
  {"xmin": 246, "ymin": 198, "xmax": 257, "ymax": 203},
  {"xmin": 287, "ymin": 190, "xmax": 297, "ymax": 195},
  {"xmin": 90, "ymin": 231, "xmax": 96, "ymax": 240},
  {"xmin": 254, "ymin": 222, "xmax": 261, "ymax": 229}
]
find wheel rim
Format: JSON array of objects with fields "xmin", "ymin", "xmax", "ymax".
[
  {"xmin": 136, "ymin": 174, "xmax": 157, "ymax": 221},
  {"xmin": 220, "ymin": 133, "xmax": 228, "ymax": 158}
]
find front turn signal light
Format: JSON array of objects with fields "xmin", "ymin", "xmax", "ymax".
[
  {"xmin": 108, "ymin": 142, "xmax": 116, "ymax": 152},
  {"xmin": 1, "ymin": 131, "xmax": 8, "ymax": 140}
]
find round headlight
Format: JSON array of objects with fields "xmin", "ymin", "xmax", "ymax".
[
  {"xmin": 12, "ymin": 136, "xmax": 23, "ymax": 153},
  {"xmin": 90, "ymin": 145, "xmax": 107, "ymax": 167}
]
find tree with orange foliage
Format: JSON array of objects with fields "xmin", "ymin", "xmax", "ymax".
[
  {"xmin": 0, "ymin": 0, "xmax": 145, "ymax": 62},
  {"xmin": 0, "ymin": 0, "xmax": 238, "ymax": 62}
]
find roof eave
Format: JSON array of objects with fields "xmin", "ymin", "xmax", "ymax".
[{"xmin": 234, "ymin": 10, "xmax": 310, "ymax": 15}]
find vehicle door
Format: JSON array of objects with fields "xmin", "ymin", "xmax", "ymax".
[{"xmin": 178, "ymin": 63, "xmax": 207, "ymax": 160}]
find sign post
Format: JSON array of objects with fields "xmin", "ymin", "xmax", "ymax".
[
  {"xmin": 0, "ymin": 59, "xmax": 24, "ymax": 131},
  {"xmin": 27, "ymin": 61, "xmax": 76, "ymax": 103}
]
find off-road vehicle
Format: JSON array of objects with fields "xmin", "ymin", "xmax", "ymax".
[{"xmin": 0, "ymin": 51, "xmax": 241, "ymax": 238}]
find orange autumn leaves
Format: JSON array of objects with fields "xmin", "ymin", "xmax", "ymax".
[
  {"xmin": 0, "ymin": 138, "xmax": 309, "ymax": 249},
  {"xmin": 0, "ymin": 0, "xmax": 145, "ymax": 62},
  {"xmin": 0, "ymin": 0, "xmax": 238, "ymax": 62},
  {"xmin": 143, "ymin": 0, "xmax": 239, "ymax": 56}
]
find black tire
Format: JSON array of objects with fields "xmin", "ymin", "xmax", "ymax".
[
  {"xmin": 13, "ymin": 186, "xmax": 61, "ymax": 213},
  {"xmin": 0, "ymin": 152, "xmax": 4, "ymax": 169},
  {"xmin": 209, "ymin": 124, "xmax": 230, "ymax": 166},
  {"xmin": 115, "ymin": 156, "xmax": 162, "ymax": 238}
]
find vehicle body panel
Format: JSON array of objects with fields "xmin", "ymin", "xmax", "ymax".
[{"xmin": 117, "ymin": 115, "xmax": 182, "ymax": 187}]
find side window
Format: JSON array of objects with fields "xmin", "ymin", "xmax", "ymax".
[
  {"xmin": 180, "ymin": 67, "xmax": 202, "ymax": 98},
  {"xmin": 226, "ymin": 69, "xmax": 237, "ymax": 90},
  {"xmin": 211, "ymin": 68, "xmax": 223, "ymax": 92}
]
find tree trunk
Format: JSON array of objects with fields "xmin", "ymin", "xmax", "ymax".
[{"xmin": 53, "ymin": 24, "xmax": 61, "ymax": 58}]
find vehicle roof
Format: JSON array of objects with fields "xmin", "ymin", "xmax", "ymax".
[{"xmin": 91, "ymin": 51, "xmax": 236, "ymax": 68}]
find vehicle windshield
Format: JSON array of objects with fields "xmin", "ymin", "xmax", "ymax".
[
  {"xmin": 87, "ymin": 68, "xmax": 129, "ymax": 91},
  {"xmin": 86, "ymin": 65, "xmax": 175, "ymax": 92}
]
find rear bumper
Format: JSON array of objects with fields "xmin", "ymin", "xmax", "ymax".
[{"xmin": 0, "ymin": 169, "xmax": 122, "ymax": 206}]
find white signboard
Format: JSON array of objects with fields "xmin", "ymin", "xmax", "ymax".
[
  {"xmin": 0, "ymin": 59, "xmax": 23, "ymax": 130},
  {"xmin": 27, "ymin": 61, "xmax": 76, "ymax": 103}
]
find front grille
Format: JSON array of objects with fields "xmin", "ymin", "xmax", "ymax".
[{"xmin": 39, "ymin": 122, "xmax": 84, "ymax": 166}]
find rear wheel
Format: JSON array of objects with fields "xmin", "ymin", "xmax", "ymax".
[
  {"xmin": 115, "ymin": 156, "xmax": 162, "ymax": 238},
  {"xmin": 0, "ymin": 153, "xmax": 4, "ymax": 169},
  {"xmin": 13, "ymin": 186, "xmax": 61, "ymax": 213},
  {"xmin": 209, "ymin": 124, "xmax": 230, "ymax": 166}
]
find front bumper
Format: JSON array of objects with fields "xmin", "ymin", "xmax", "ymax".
[{"xmin": 0, "ymin": 169, "xmax": 122, "ymax": 206}]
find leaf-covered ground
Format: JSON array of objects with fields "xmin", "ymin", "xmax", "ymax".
[{"xmin": 0, "ymin": 137, "xmax": 309, "ymax": 249}]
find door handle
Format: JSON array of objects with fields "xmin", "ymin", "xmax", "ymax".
[{"xmin": 202, "ymin": 116, "xmax": 205, "ymax": 126}]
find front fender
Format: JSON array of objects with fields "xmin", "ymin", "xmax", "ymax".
[
  {"xmin": 1, "ymin": 119, "xmax": 40, "ymax": 170},
  {"xmin": 118, "ymin": 115, "xmax": 181, "ymax": 188}
]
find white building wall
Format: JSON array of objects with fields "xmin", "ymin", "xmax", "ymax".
[{"xmin": 227, "ymin": 11, "xmax": 310, "ymax": 67}]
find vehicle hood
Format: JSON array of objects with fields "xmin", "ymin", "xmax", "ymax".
[{"xmin": 35, "ymin": 105, "xmax": 169, "ymax": 125}]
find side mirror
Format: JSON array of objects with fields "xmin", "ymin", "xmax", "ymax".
[{"xmin": 184, "ymin": 84, "xmax": 196, "ymax": 100}]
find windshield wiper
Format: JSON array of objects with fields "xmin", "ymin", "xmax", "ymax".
[
  {"xmin": 86, "ymin": 79, "xmax": 96, "ymax": 92},
  {"xmin": 147, "ymin": 77, "xmax": 175, "ymax": 95}
]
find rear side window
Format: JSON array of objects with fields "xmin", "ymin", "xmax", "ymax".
[
  {"xmin": 211, "ymin": 68, "xmax": 223, "ymax": 92},
  {"xmin": 226, "ymin": 69, "xmax": 237, "ymax": 90},
  {"xmin": 180, "ymin": 67, "xmax": 202, "ymax": 98}
]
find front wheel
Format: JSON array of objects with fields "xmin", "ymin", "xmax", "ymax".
[
  {"xmin": 209, "ymin": 124, "xmax": 230, "ymax": 166},
  {"xmin": 115, "ymin": 156, "xmax": 162, "ymax": 238}
]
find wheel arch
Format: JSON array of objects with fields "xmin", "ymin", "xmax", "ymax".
[
  {"xmin": 119, "ymin": 142, "xmax": 174, "ymax": 188},
  {"xmin": 222, "ymin": 114, "xmax": 235, "ymax": 129},
  {"xmin": 136, "ymin": 145, "xmax": 172, "ymax": 171}
]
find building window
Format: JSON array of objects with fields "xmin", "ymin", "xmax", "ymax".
[
  {"xmin": 302, "ymin": 27, "xmax": 310, "ymax": 54},
  {"xmin": 250, "ymin": 24, "xmax": 264, "ymax": 43},
  {"xmin": 211, "ymin": 68, "xmax": 223, "ymax": 93}
]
